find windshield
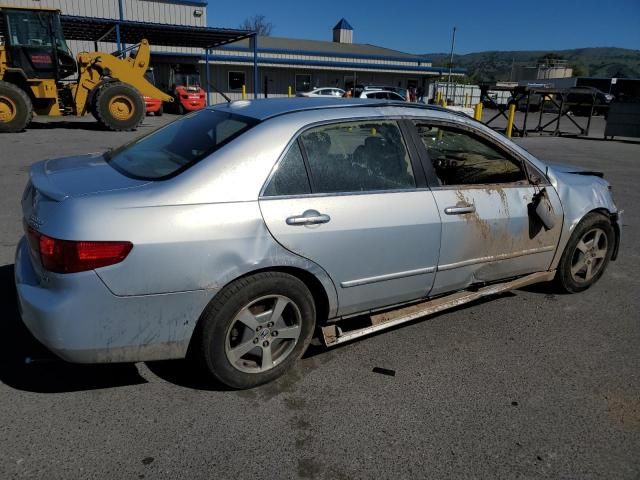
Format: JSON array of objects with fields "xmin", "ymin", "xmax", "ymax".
[
  {"xmin": 5, "ymin": 10, "xmax": 71, "ymax": 54},
  {"xmin": 175, "ymin": 73, "xmax": 201, "ymax": 88},
  {"xmin": 106, "ymin": 110, "xmax": 258, "ymax": 180}
]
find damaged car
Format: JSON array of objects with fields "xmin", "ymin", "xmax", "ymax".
[{"xmin": 15, "ymin": 98, "xmax": 621, "ymax": 388}]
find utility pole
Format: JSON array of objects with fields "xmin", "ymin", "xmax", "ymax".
[{"xmin": 445, "ymin": 26, "xmax": 456, "ymax": 104}]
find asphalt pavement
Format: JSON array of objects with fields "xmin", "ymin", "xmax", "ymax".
[{"xmin": 0, "ymin": 112, "xmax": 638, "ymax": 479}]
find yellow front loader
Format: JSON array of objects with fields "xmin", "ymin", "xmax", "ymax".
[{"xmin": 0, "ymin": 5, "xmax": 172, "ymax": 132}]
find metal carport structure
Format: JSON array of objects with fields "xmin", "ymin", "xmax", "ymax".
[{"xmin": 60, "ymin": 15, "xmax": 258, "ymax": 100}]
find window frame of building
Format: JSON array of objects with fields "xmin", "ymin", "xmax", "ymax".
[
  {"xmin": 295, "ymin": 74, "xmax": 312, "ymax": 93},
  {"xmin": 228, "ymin": 71, "xmax": 246, "ymax": 91}
]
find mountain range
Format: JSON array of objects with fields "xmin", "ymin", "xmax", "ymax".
[{"xmin": 423, "ymin": 47, "xmax": 640, "ymax": 81}]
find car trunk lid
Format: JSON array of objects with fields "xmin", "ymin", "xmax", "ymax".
[{"xmin": 30, "ymin": 153, "xmax": 150, "ymax": 201}]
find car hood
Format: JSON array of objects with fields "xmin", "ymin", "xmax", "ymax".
[
  {"xmin": 30, "ymin": 153, "xmax": 150, "ymax": 201},
  {"xmin": 546, "ymin": 161, "xmax": 604, "ymax": 178}
]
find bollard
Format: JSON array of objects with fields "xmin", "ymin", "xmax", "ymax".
[
  {"xmin": 241, "ymin": 84, "xmax": 246, "ymax": 100},
  {"xmin": 474, "ymin": 103, "xmax": 483, "ymax": 121},
  {"xmin": 506, "ymin": 103, "xmax": 516, "ymax": 138},
  {"xmin": 288, "ymin": 85, "xmax": 292, "ymax": 97},
  {"xmin": 464, "ymin": 93, "xmax": 469, "ymax": 108}
]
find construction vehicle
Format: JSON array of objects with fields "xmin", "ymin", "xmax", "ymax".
[
  {"xmin": 167, "ymin": 65, "xmax": 206, "ymax": 114},
  {"xmin": 143, "ymin": 68, "xmax": 163, "ymax": 116},
  {"xmin": 0, "ymin": 5, "xmax": 172, "ymax": 132}
]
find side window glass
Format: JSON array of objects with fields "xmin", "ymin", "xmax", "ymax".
[
  {"xmin": 263, "ymin": 142, "xmax": 311, "ymax": 196},
  {"xmin": 300, "ymin": 121, "xmax": 416, "ymax": 193},
  {"xmin": 414, "ymin": 124, "xmax": 526, "ymax": 185}
]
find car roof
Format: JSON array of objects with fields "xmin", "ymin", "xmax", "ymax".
[{"xmin": 211, "ymin": 97, "xmax": 454, "ymax": 121}]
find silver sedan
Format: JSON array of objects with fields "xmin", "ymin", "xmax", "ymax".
[{"xmin": 15, "ymin": 98, "xmax": 621, "ymax": 388}]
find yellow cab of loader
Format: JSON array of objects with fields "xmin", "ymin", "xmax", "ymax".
[{"xmin": 0, "ymin": 4, "xmax": 172, "ymax": 132}]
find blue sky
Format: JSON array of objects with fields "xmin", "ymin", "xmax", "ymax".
[{"xmin": 208, "ymin": 0, "xmax": 640, "ymax": 54}]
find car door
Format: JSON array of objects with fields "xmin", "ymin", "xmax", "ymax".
[
  {"xmin": 259, "ymin": 119, "xmax": 442, "ymax": 316},
  {"xmin": 409, "ymin": 121, "xmax": 563, "ymax": 295}
]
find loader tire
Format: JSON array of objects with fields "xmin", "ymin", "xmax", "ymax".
[
  {"xmin": 0, "ymin": 81, "xmax": 33, "ymax": 133},
  {"xmin": 94, "ymin": 82, "xmax": 145, "ymax": 131}
]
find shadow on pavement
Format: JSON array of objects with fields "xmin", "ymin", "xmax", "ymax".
[
  {"xmin": 145, "ymin": 359, "xmax": 233, "ymax": 392},
  {"xmin": 27, "ymin": 121, "xmax": 104, "ymax": 131},
  {"xmin": 0, "ymin": 264, "xmax": 147, "ymax": 393}
]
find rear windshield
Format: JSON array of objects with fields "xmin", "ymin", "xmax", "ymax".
[{"xmin": 106, "ymin": 109, "xmax": 258, "ymax": 180}]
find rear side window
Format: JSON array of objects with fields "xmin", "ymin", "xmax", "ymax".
[
  {"xmin": 106, "ymin": 110, "xmax": 257, "ymax": 180},
  {"xmin": 263, "ymin": 142, "xmax": 311, "ymax": 196},
  {"xmin": 299, "ymin": 120, "xmax": 416, "ymax": 193},
  {"xmin": 414, "ymin": 124, "xmax": 525, "ymax": 185}
]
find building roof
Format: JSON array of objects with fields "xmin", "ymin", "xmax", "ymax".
[
  {"xmin": 333, "ymin": 18, "xmax": 353, "ymax": 31},
  {"xmin": 223, "ymin": 35, "xmax": 429, "ymax": 62},
  {"xmin": 60, "ymin": 15, "xmax": 253, "ymax": 49}
]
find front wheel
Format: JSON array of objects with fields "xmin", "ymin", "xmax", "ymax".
[
  {"xmin": 94, "ymin": 82, "xmax": 145, "ymax": 131},
  {"xmin": 556, "ymin": 212, "xmax": 615, "ymax": 293},
  {"xmin": 195, "ymin": 272, "xmax": 316, "ymax": 389},
  {"xmin": 0, "ymin": 80, "xmax": 33, "ymax": 133}
]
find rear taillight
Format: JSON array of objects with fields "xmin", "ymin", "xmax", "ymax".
[{"xmin": 27, "ymin": 227, "xmax": 132, "ymax": 273}]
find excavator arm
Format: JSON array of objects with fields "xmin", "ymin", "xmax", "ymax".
[{"xmin": 72, "ymin": 39, "xmax": 173, "ymax": 115}]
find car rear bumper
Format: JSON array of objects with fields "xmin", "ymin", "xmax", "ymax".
[{"xmin": 14, "ymin": 237, "xmax": 213, "ymax": 364}]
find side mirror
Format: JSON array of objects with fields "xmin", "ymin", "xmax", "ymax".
[{"xmin": 532, "ymin": 188, "xmax": 556, "ymax": 230}]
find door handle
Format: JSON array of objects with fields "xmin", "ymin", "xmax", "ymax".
[
  {"xmin": 286, "ymin": 210, "xmax": 331, "ymax": 226},
  {"xmin": 444, "ymin": 204, "xmax": 476, "ymax": 215}
]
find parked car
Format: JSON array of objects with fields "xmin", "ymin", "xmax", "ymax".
[
  {"xmin": 351, "ymin": 84, "xmax": 407, "ymax": 100},
  {"xmin": 15, "ymin": 98, "xmax": 621, "ymax": 389},
  {"xmin": 359, "ymin": 89, "xmax": 405, "ymax": 100},
  {"xmin": 297, "ymin": 87, "xmax": 345, "ymax": 97},
  {"xmin": 566, "ymin": 87, "xmax": 614, "ymax": 116}
]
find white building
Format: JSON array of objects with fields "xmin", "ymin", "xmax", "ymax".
[{"xmin": 5, "ymin": 1, "xmax": 464, "ymax": 102}]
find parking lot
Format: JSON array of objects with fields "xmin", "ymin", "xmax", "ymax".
[{"xmin": 1, "ymin": 112, "xmax": 639, "ymax": 479}]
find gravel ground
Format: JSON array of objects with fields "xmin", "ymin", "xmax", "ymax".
[{"xmin": 0, "ymin": 111, "xmax": 638, "ymax": 480}]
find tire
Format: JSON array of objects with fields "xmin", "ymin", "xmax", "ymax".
[
  {"xmin": 0, "ymin": 80, "xmax": 33, "ymax": 133},
  {"xmin": 156, "ymin": 104, "xmax": 163, "ymax": 116},
  {"xmin": 555, "ymin": 212, "xmax": 615, "ymax": 293},
  {"xmin": 93, "ymin": 82, "xmax": 145, "ymax": 131},
  {"xmin": 195, "ymin": 272, "xmax": 316, "ymax": 389},
  {"xmin": 177, "ymin": 103, "xmax": 185, "ymax": 115}
]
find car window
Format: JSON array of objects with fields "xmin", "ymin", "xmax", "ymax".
[
  {"xmin": 299, "ymin": 120, "xmax": 416, "ymax": 193},
  {"xmin": 106, "ymin": 110, "xmax": 257, "ymax": 180},
  {"xmin": 413, "ymin": 124, "xmax": 526, "ymax": 186},
  {"xmin": 263, "ymin": 142, "xmax": 311, "ymax": 196}
]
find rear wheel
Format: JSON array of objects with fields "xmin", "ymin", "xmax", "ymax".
[
  {"xmin": 556, "ymin": 212, "xmax": 614, "ymax": 293},
  {"xmin": 94, "ymin": 82, "xmax": 145, "ymax": 131},
  {"xmin": 195, "ymin": 272, "xmax": 316, "ymax": 389},
  {"xmin": 156, "ymin": 104, "xmax": 163, "ymax": 116},
  {"xmin": 0, "ymin": 81, "xmax": 33, "ymax": 133}
]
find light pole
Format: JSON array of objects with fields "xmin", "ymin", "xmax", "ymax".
[{"xmin": 444, "ymin": 26, "xmax": 457, "ymax": 104}]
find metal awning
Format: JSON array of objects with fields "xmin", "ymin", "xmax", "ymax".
[{"xmin": 60, "ymin": 15, "xmax": 255, "ymax": 49}]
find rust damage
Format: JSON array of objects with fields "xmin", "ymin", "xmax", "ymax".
[{"xmin": 322, "ymin": 271, "xmax": 555, "ymax": 347}]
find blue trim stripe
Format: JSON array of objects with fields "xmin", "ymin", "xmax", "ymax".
[
  {"xmin": 202, "ymin": 53, "xmax": 465, "ymax": 74},
  {"xmin": 168, "ymin": 0, "xmax": 208, "ymax": 6},
  {"xmin": 151, "ymin": 51, "xmax": 465, "ymax": 74},
  {"xmin": 220, "ymin": 45, "xmax": 431, "ymax": 64}
]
